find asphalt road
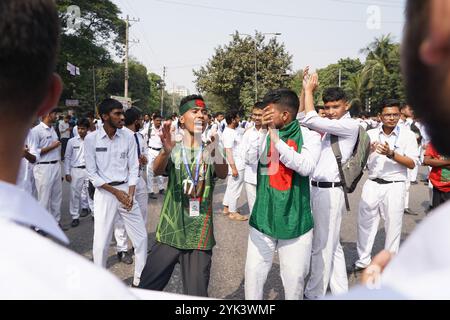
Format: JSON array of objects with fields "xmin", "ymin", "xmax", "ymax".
[{"xmin": 60, "ymin": 166, "xmax": 431, "ymax": 299}]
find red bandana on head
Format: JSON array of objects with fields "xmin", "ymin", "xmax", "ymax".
[{"xmin": 195, "ymin": 100, "xmax": 206, "ymax": 108}]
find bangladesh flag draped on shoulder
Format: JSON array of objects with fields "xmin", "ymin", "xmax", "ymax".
[{"xmin": 249, "ymin": 120, "xmax": 313, "ymax": 240}]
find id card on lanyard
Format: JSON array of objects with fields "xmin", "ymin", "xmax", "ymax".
[{"xmin": 181, "ymin": 144, "xmax": 203, "ymax": 217}]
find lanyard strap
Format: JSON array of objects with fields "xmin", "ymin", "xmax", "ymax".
[{"xmin": 181, "ymin": 144, "xmax": 203, "ymax": 188}]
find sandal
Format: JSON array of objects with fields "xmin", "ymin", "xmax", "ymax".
[{"xmin": 228, "ymin": 212, "xmax": 248, "ymax": 221}]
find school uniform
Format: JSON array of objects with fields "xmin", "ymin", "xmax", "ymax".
[
  {"xmin": 245, "ymin": 123, "xmax": 321, "ymax": 300},
  {"xmin": 64, "ymin": 136, "xmax": 88, "ymax": 220},
  {"xmin": 147, "ymin": 125, "xmax": 165, "ymax": 193},
  {"xmin": 17, "ymin": 129, "xmax": 38, "ymax": 196},
  {"xmin": 115, "ymin": 128, "xmax": 150, "ymax": 254},
  {"xmin": 240, "ymin": 125, "xmax": 261, "ymax": 214},
  {"xmin": 301, "ymin": 111, "xmax": 360, "ymax": 299},
  {"xmin": 222, "ymin": 126, "xmax": 245, "ymax": 213},
  {"xmin": 355, "ymin": 126, "xmax": 419, "ymax": 269},
  {"xmin": 84, "ymin": 126, "xmax": 148, "ymax": 286},
  {"xmin": 31, "ymin": 122, "xmax": 62, "ymax": 223}
]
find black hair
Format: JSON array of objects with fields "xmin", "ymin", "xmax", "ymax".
[
  {"xmin": 381, "ymin": 99, "xmax": 401, "ymax": 113},
  {"xmin": 0, "ymin": 0, "xmax": 60, "ymax": 118},
  {"xmin": 262, "ymin": 88, "xmax": 300, "ymax": 115},
  {"xmin": 77, "ymin": 118, "xmax": 90, "ymax": 129},
  {"xmin": 153, "ymin": 114, "xmax": 162, "ymax": 120},
  {"xmin": 124, "ymin": 107, "xmax": 142, "ymax": 126},
  {"xmin": 180, "ymin": 94, "xmax": 204, "ymax": 107},
  {"xmin": 85, "ymin": 112, "xmax": 95, "ymax": 119},
  {"xmin": 323, "ymin": 87, "xmax": 348, "ymax": 104},
  {"xmin": 214, "ymin": 112, "xmax": 224, "ymax": 118},
  {"xmin": 253, "ymin": 101, "xmax": 265, "ymax": 110},
  {"xmin": 98, "ymin": 99, "xmax": 123, "ymax": 117},
  {"xmin": 225, "ymin": 110, "xmax": 240, "ymax": 125}
]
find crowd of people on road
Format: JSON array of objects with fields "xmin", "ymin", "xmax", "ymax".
[{"xmin": 1, "ymin": 0, "xmax": 450, "ymax": 300}]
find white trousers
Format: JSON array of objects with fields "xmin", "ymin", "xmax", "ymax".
[
  {"xmin": 33, "ymin": 163, "xmax": 62, "ymax": 222},
  {"xmin": 223, "ymin": 170, "xmax": 245, "ymax": 212},
  {"xmin": 245, "ymin": 227, "xmax": 313, "ymax": 300},
  {"xmin": 245, "ymin": 182, "xmax": 257, "ymax": 215},
  {"xmin": 115, "ymin": 176, "xmax": 149, "ymax": 252},
  {"xmin": 93, "ymin": 184, "xmax": 148, "ymax": 285},
  {"xmin": 80, "ymin": 178, "xmax": 90, "ymax": 210},
  {"xmin": 355, "ymin": 180, "xmax": 405, "ymax": 268},
  {"xmin": 305, "ymin": 186, "xmax": 348, "ymax": 299},
  {"xmin": 69, "ymin": 168, "xmax": 88, "ymax": 220},
  {"xmin": 147, "ymin": 148, "xmax": 165, "ymax": 193}
]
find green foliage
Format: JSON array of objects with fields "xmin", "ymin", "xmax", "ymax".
[{"xmin": 194, "ymin": 31, "xmax": 292, "ymax": 116}]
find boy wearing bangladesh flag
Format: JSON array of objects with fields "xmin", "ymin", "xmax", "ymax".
[
  {"xmin": 245, "ymin": 89, "xmax": 321, "ymax": 300},
  {"xmin": 138, "ymin": 95, "xmax": 228, "ymax": 297}
]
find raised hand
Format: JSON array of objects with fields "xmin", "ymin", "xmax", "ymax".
[
  {"xmin": 262, "ymin": 105, "xmax": 276, "ymax": 129},
  {"xmin": 160, "ymin": 120, "xmax": 176, "ymax": 153},
  {"xmin": 302, "ymin": 66, "xmax": 310, "ymax": 89},
  {"xmin": 305, "ymin": 73, "xmax": 319, "ymax": 93}
]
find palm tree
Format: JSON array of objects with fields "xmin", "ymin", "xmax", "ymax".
[{"xmin": 361, "ymin": 34, "xmax": 396, "ymax": 88}]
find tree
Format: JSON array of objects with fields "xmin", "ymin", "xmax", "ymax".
[
  {"xmin": 56, "ymin": 0, "xmax": 125, "ymax": 113},
  {"xmin": 194, "ymin": 31, "xmax": 293, "ymax": 115}
]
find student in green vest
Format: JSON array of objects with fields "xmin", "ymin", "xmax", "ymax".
[
  {"xmin": 138, "ymin": 95, "xmax": 228, "ymax": 297},
  {"xmin": 245, "ymin": 88, "xmax": 321, "ymax": 300}
]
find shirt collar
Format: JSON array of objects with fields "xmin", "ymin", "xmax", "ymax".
[
  {"xmin": 40, "ymin": 122, "xmax": 51, "ymax": 130},
  {"xmin": 0, "ymin": 181, "xmax": 68, "ymax": 244},
  {"xmin": 378, "ymin": 125, "xmax": 400, "ymax": 137},
  {"xmin": 99, "ymin": 125, "xmax": 122, "ymax": 139}
]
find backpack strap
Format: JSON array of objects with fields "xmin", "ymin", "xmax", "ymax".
[{"xmin": 330, "ymin": 134, "xmax": 351, "ymax": 211}]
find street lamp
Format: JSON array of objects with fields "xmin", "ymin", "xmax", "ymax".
[{"xmin": 230, "ymin": 32, "xmax": 281, "ymax": 103}]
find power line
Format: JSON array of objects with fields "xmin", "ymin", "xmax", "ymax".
[{"xmin": 154, "ymin": 0, "xmax": 403, "ymax": 24}]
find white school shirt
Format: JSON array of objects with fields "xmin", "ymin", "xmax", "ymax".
[
  {"xmin": 59, "ymin": 121, "xmax": 70, "ymax": 139},
  {"xmin": 0, "ymin": 181, "xmax": 138, "ymax": 299},
  {"xmin": 222, "ymin": 126, "xmax": 245, "ymax": 172},
  {"xmin": 32, "ymin": 122, "xmax": 61, "ymax": 162},
  {"xmin": 17, "ymin": 130, "xmax": 39, "ymax": 192},
  {"xmin": 84, "ymin": 126, "xmax": 139, "ymax": 188},
  {"xmin": 258, "ymin": 126, "xmax": 322, "ymax": 178},
  {"xmin": 64, "ymin": 136, "xmax": 86, "ymax": 175},
  {"xmin": 366, "ymin": 126, "xmax": 419, "ymax": 181},
  {"xmin": 123, "ymin": 127, "xmax": 148, "ymax": 177},
  {"xmin": 301, "ymin": 111, "xmax": 360, "ymax": 183},
  {"xmin": 148, "ymin": 125, "xmax": 163, "ymax": 149},
  {"xmin": 241, "ymin": 126, "xmax": 261, "ymax": 185}
]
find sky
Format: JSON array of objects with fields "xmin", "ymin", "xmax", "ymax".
[{"xmin": 112, "ymin": 0, "xmax": 406, "ymax": 93}]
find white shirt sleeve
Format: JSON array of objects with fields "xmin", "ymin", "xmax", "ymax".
[
  {"xmin": 127, "ymin": 134, "xmax": 139, "ymax": 187},
  {"xmin": 84, "ymin": 134, "xmax": 106, "ymax": 188},
  {"xmin": 222, "ymin": 129, "xmax": 235, "ymax": 149},
  {"xmin": 27, "ymin": 129, "xmax": 40, "ymax": 163},
  {"xmin": 274, "ymin": 127, "xmax": 321, "ymax": 176},
  {"xmin": 403, "ymin": 130, "xmax": 420, "ymax": 166},
  {"xmin": 64, "ymin": 139, "xmax": 73, "ymax": 175},
  {"xmin": 302, "ymin": 111, "xmax": 359, "ymax": 138}
]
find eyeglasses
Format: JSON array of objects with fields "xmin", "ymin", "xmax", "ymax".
[{"xmin": 381, "ymin": 114, "xmax": 401, "ymax": 119}]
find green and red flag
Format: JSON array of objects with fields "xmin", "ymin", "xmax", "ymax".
[{"xmin": 249, "ymin": 120, "xmax": 313, "ymax": 240}]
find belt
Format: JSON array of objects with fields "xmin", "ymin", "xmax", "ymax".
[
  {"xmin": 108, "ymin": 181, "xmax": 127, "ymax": 186},
  {"xmin": 370, "ymin": 178, "xmax": 405, "ymax": 184},
  {"xmin": 74, "ymin": 166, "xmax": 86, "ymax": 169},
  {"xmin": 149, "ymin": 146, "xmax": 162, "ymax": 151},
  {"xmin": 37, "ymin": 161, "xmax": 58, "ymax": 165},
  {"xmin": 311, "ymin": 181, "xmax": 344, "ymax": 188}
]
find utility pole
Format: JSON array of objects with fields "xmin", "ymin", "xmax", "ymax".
[
  {"xmin": 338, "ymin": 68, "xmax": 342, "ymax": 87},
  {"xmin": 160, "ymin": 66, "xmax": 166, "ymax": 117},
  {"xmin": 124, "ymin": 15, "xmax": 139, "ymax": 99},
  {"xmin": 172, "ymin": 83, "xmax": 176, "ymax": 114}
]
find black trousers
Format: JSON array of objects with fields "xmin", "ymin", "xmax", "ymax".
[
  {"xmin": 138, "ymin": 242, "xmax": 212, "ymax": 297},
  {"xmin": 432, "ymin": 187, "xmax": 450, "ymax": 209},
  {"xmin": 61, "ymin": 138, "xmax": 69, "ymax": 159}
]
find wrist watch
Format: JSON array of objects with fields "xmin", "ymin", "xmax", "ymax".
[{"xmin": 387, "ymin": 150, "xmax": 395, "ymax": 159}]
